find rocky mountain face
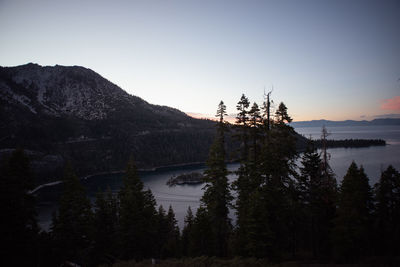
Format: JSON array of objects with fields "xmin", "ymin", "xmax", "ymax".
[{"xmin": 0, "ymin": 63, "xmax": 216, "ymax": 184}]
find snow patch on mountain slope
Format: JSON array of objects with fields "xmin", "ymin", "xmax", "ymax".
[
  {"xmin": 0, "ymin": 81, "xmax": 37, "ymax": 114},
  {"xmin": 1, "ymin": 63, "xmax": 188, "ymax": 121}
]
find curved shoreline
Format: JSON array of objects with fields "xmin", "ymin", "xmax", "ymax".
[{"xmin": 31, "ymin": 161, "xmax": 208, "ymax": 194}]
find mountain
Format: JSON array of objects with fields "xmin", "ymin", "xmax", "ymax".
[
  {"xmin": 290, "ymin": 118, "xmax": 400, "ymax": 128},
  {"xmin": 0, "ymin": 63, "xmax": 216, "ymax": 184}
]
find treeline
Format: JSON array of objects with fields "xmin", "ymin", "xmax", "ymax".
[
  {"xmin": 1, "ymin": 150, "xmax": 183, "ymax": 266},
  {"xmin": 313, "ymin": 138, "xmax": 386, "ymax": 148},
  {"xmin": 1, "ymin": 94, "xmax": 400, "ymax": 266}
]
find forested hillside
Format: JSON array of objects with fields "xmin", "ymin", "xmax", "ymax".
[{"xmin": 0, "ymin": 64, "xmax": 217, "ymax": 183}]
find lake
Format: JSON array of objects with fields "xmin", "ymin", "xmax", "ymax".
[{"xmin": 36, "ymin": 125, "xmax": 400, "ymax": 231}]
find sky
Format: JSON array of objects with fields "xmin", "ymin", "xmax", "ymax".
[{"xmin": 1, "ymin": 0, "xmax": 399, "ymax": 121}]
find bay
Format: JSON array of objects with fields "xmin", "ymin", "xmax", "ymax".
[{"xmin": 36, "ymin": 125, "xmax": 400, "ymax": 231}]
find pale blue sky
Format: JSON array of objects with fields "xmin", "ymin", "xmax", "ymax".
[{"xmin": 1, "ymin": 0, "xmax": 399, "ymax": 121}]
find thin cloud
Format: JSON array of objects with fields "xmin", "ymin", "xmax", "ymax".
[{"xmin": 381, "ymin": 96, "xmax": 400, "ymax": 111}]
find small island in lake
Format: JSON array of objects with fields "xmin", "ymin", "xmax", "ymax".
[{"xmin": 167, "ymin": 172, "xmax": 204, "ymax": 186}]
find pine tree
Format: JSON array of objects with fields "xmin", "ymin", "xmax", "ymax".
[
  {"xmin": 298, "ymin": 139, "xmax": 336, "ymax": 260},
  {"xmin": 93, "ymin": 187, "xmax": 118, "ymax": 265},
  {"xmin": 182, "ymin": 206, "xmax": 194, "ymax": 257},
  {"xmin": 0, "ymin": 149, "xmax": 39, "ymax": 266},
  {"xmin": 118, "ymin": 158, "xmax": 158, "ymax": 260},
  {"xmin": 333, "ymin": 162, "xmax": 373, "ymax": 262},
  {"xmin": 245, "ymin": 188, "xmax": 273, "ymax": 258},
  {"xmin": 201, "ymin": 100, "xmax": 233, "ymax": 257},
  {"xmin": 253, "ymin": 101, "xmax": 298, "ymax": 259},
  {"xmin": 234, "ymin": 93, "xmax": 250, "ymax": 162},
  {"xmin": 374, "ymin": 165, "xmax": 400, "ymax": 259},
  {"xmin": 155, "ymin": 205, "xmax": 168, "ymax": 258},
  {"xmin": 191, "ymin": 206, "xmax": 214, "ymax": 256},
  {"xmin": 51, "ymin": 163, "xmax": 93, "ymax": 265},
  {"xmin": 233, "ymin": 100, "xmax": 264, "ymax": 256},
  {"xmin": 232, "ymin": 94, "xmax": 252, "ymax": 256},
  {"xmin": 161, "ymin": 205, "xmax": 180, "ymax": 258},
  {"xmin": 248, "ymin": 102, "xmax": 262, "ymax": 164},
  {"xmin": 260, "ymin": 102, "xmax": 297, "ymax": 184},
  {"xmin": 275, "ymin": 102, "xmax": 292, "ymax": 124}
]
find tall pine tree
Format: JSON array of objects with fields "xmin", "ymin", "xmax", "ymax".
[
  {"xmin": 232, "ymin": 94, "xmax": 252, "ymax": 256},
  {"xmin": 118, "ymin": 158, "xmax": 158, "ymax": 260},
  {"xmin": 333, "ymin": 162, "xmax": 373, "ymax": 262},
  {"xmin": 298, "ymin": 138, "xmax": 336, "ymax": 260},
  {"xmin": 51, "ymin": 163, "xmax": 93, "ymax": 266},
  {"xmin": 182, "ymin": 206, "xmax": 195, "ymax": 257},
  {"xmin": 201, "ymin": 100, "xmax": 233, "ymax": 257},
  {"xmin": 252, "ymin": 101, "xmax": 298, "ymax": 259}
]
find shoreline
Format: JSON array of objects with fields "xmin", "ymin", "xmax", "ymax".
[
  {"xmin": 31, "ymin": 161, "xmax": 208, "ymax": 194},
  {"xmin": 30, "ymin": 139, "xmax": 393, "ymax": 194}
]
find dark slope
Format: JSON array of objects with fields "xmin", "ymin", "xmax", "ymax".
[{"xmin": 0, "ymin": 63, "xmax": 215, "ymax": 183}]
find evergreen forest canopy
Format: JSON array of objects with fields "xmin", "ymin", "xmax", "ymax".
[{"xmin": 1, "ymin": 94, "xmax": 399, "ymax": 267}]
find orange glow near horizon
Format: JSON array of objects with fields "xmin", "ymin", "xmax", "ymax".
[
  {"xmin": 186, "ymin": 112, "xmax": 237, "ymax": 124},
  {"xmin": 381, "ymin": 96, "xmax": 400, "ymax": 111}
]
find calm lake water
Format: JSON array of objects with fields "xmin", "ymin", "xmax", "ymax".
[{"xmin": 36, "ymin": 125, "xmax": 400, "ymax": 231}]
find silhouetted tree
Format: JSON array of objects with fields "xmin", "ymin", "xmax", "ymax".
[
  {"xmin": 245, "ymin": 188, "xmax": 273, "ymax": 258},
  {"xmin": 248, "ymin": 102, "xmax": 262, "ymax": 164},
  {"xmin": 201, "ymin": 101, "xmax": 233, "ymax": 257},
  {"xmin": 161, "ymin": 205, "xmax": 180, "ymax": 258},
  {"xmin": 374, "ymin": 165, "xmax": 400, "ymax": 259},
  {"xmin": 0, "ymin": 149, "xmax": 39, "ymax": 266},
  {"xmin": 51, "ymin": 163, "xmax": 93, "ymax": 265},
  {"xmin": 232, "ymin": 94, "xmax": 252, "ymax": 256},
  {"xmin": 191, "ymin": 206, "xmax": 214, "ymax": 256},
  {"xmin": 234, "ymin": 93, "xmax": 250, "ymax": 162},
  {"xmin": 118, "ymin": 158, "xmax": 158, "ymax": 260},
  {"xmin": 92, "ymin": 187, "xmax": 118, "ymax": 265},
  {"xmin": 253, "ymin": 101, "xmax": 298, "ymax": 259},
  {"xmin": 182, "ymin": 206, "xmax": 195, "ymax": 257},
  {"xmin": 155, "ymin": 205, "xmax": 168, "ymax": 258},
  {"xmin": 298, "ymin": 138, "xmax": 336, "ymax": 260},
  {"xmin": 333, "ymin": 162, "xmax": 373, "ymax": 262}
]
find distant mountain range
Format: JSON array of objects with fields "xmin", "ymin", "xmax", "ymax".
[
  {"xmin": 290, "ymin": 118, "xmax": 400, "ymax": 128},
  {"xmin": 0, "ymin": 63, "xmax": 216, "ymax": 183}
]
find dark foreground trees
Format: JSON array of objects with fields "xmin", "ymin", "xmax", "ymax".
[
  {"xmin": 48, "ymin": 159, "xmax": 180, "ymax": 266},
  {"xmin": 199, "ymin": 101, "xmax": 233, "ymax": 257},
  {"xmin": 0, "ymin": 149, "xmax": 39, "ymax": 266},
  {"xmin": 373, "ymin": 165, "xmax": 400, "ymax": 259},
  {"xmin": 51, "ymin": 164, "xmax": 94, "ymax": 265},
  {"xmin": 3, "ymin": 96, "xmax": 400, "ymax": 266},
  {"xmin": 297, "ymin": 139, "xmax": 337, "ymax": 260},
  {"xmin": 118, "ymin": 159, "xmax": 158, "ymax": 260},
  {"xmin": 333, "ymin": 162, "xmax": 374, "ymax": 262}
]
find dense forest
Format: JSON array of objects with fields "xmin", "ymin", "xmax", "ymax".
[{"xmin": 1, "ymin": 94, "xmax": 399, "ymax": 267}]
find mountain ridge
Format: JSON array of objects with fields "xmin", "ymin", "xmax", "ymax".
[
  {"xmin": 0, "ymin": 63, "xmax": 188, "ymax": 121},
  {"xmin": 0, "ymin": 63, "xmax": 216, "ymax": 184}
]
